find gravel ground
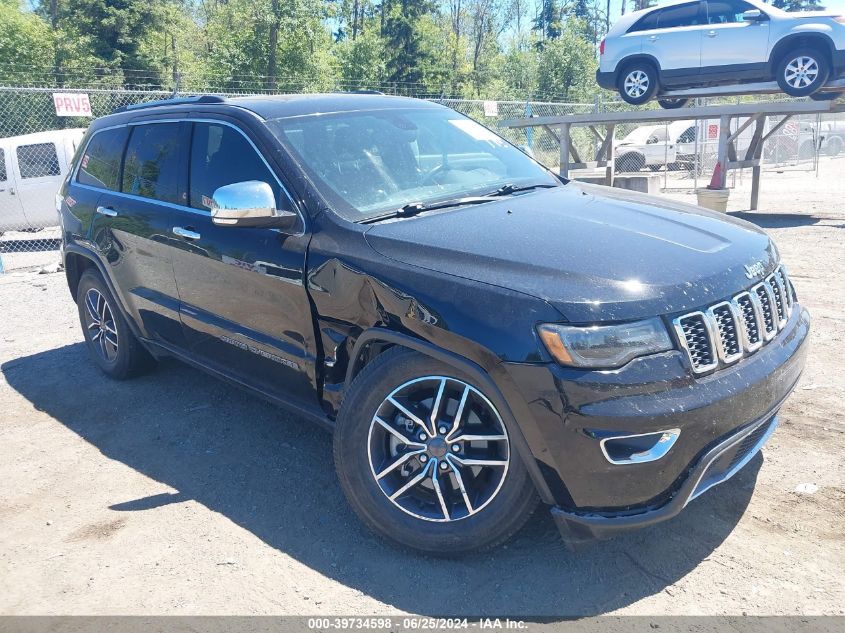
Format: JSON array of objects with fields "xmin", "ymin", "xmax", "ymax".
[{"xmin": 0, "ymin": 206, "xmax": 843, "ymax": 617}]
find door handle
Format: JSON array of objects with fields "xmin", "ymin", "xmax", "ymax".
[
  {"xmin": 707, "ymin": 30, "xmax": 717, "ymax": 37},
  {"xmin": 172, "ymin": 226, "xmax": 201, "ymax": 240},
  {"xmin": 649, "ymin": 35, "xmax": 658, "ymax": 41},
  {"xmin": 96, "ymin": 206, "xmax": 118, "ymax": 217}
]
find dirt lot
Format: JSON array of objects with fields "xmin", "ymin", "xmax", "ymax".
[{"xmin": 1, "ymin": 205, "xmax": 843, "ymax": 617}]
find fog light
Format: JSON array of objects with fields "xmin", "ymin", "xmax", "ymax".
[{"xmin": 600, "ymin": 429, "xmax": 680, "ymax": 465}]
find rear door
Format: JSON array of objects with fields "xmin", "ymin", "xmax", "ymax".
[
  {"xmin": 700, "ymin": 0, "xmax": 770, "ymax": 78},
  {"xmin": 85, "ymin": 120, "xmax": 187, "ymax": 346},
  {"xmin": 13, "ymin": 139, "xmax": 63, "ymax": 228},
  {"xmin": 169, "ymin": 118, "xmax": 318, "ymax": 405},
  {"xmin": 639, "ymin": 2, "xmax": 708, "ymax": 83},
  {"xmin": 0, "ymin": 142, "xmax": 26, "ymax": 231}
]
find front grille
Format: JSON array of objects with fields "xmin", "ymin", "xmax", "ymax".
[
  {"xmin": 673, "ymin": 265, "xmax": 795, "ymax": 374},
  {"xmin": 677, "ymin": 313, "xmax": 716, "ymax": 371},
  {"xmin": 755, "ymin": 283, "xmax": 776, "ymax": 337}
]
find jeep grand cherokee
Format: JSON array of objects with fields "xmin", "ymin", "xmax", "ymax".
[{"xmin": 58, "ymin": 94, "xmax": 810, "ymax": 553}]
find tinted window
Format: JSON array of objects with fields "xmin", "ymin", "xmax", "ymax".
[
  {"xmin": 122, "ymin": 123, "xmax": 181, "ymax": 204},
  {"xmin": 16, "ymin": 143, "xmax": 60, "ymax": 179},
  {"xmin": 0, "ymin": 148, "xmax": 6, "ymax": 182},
  {"xmin": 77, "ymin": 127, "xmax": 129, "ymax": 191},
  {"xmin": 657, "ymin": 3, "xmax": 703, "ymax": 28},
  {"xmin": 189, "ymin": 122, "xmax": 279, "ymax": 210},
  {"xmin": 707, "ymin": 1, "xmax": 754, "ymax": 24},
  {"xmin": 629, "ymin": 11, "xmax": 660, "ymax": 32}
]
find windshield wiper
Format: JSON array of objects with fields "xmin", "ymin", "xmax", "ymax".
[
  {"xmin": 359, "ymin": 196, "xmax": 496, "ymax": 224},
  {"xmin": 487, "ymin": 182, "xmax": 559, "ymax": 197}
]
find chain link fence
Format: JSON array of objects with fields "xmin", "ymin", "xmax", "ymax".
[{"xmin": 1, "ymin": 82, "xmax": 843, "ymax": 270}]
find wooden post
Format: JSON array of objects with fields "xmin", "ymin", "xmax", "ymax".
[
  {"xmin": 560, "ymin": 123, "xmax": 571, "ymax": 179},
  {"xmin": 605, "ymin": 124, "xmax": 615, "ymax": 187},
  {"xmin": 749, "ymin": 116, "xmax": 767, "ymax": 211}
]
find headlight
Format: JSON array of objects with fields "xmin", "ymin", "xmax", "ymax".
[{"xmin": 538, "ymin": 318, "xmax": 673, "ymax": 368}]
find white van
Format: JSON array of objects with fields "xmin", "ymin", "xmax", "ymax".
[{"xmin": 0, "ymin": 128, "xmax": 86, "ymax": 232}]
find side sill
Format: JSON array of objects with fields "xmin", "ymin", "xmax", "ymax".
[{"xmin": 142, "ymin": 338, "xmax": 334, "ymax": 432}]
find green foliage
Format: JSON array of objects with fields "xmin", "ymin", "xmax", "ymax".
[
  {"xmin": 2, "ymin": 0, "xmax": 611, "ymax": 100},
  {"xmin": 0, "ymin": 0, "xmax": 54, "ymax": 81},
  {"xmin": 772, "ymin": 0, "xmax": 826, "ymax": 10},
  {"xmin": 536, "ymin": 20, "xmax": 599, "ymax": 100}
]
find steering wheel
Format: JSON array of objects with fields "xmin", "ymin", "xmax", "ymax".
[{"xmin": 420, "ymin": 163, "xmax": 452, "ymax": 186}]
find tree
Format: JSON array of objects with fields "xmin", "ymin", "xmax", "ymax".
[
  {"xmin": 536, "ymin": 20, "xmax": 598, "ymax": 100},
  {"xmin": 53, "ymin": 0, "xmax": 166, "ymax": 86},
  {"xmin": 381, "ymin": 0, "xmax": 438, "ymax": 87},
  {"xmin": 772, "ymin": 0, "xmax": 826, "ymax": 10},
  {"xmin": 334, "ymin": 26, "xmax": 386, "ymax": 87},
  {"xmin": 0, "ymin": 0, "xmax": 54, "ymax": 81}
]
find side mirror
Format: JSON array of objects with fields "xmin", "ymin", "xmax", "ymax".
[
  {"xmin": 742, "ymin": 9, "xmax": 765, "ymax": 21},
  {"xmin": 211, "ymin": 181, "xmax": 298, "ymax": 230}
]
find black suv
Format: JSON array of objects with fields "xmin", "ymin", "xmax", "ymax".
[{"xmin": 59, "ymin": 94, "xmax": 809, "ymax": 554}]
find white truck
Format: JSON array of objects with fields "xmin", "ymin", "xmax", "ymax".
[{"xmin": 1, "ymin": 128, "xmax": 86, "ymax": 232}]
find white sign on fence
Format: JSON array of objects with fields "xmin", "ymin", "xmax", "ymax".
[
  {"xmin": 483, "ymin": 100, "xmax": 498, "ymax": 117},
  {"xmin": 53, "ymin": 93, "xmax": 92, "ymax": 117}
]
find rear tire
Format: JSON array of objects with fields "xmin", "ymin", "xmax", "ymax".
[
  {"xmin": 618, "ymin": 62, "xmax": 659, "ymax": 105},
  {"xmin": 826, "ymin": 136, "xmax": 843, "ymax": 157},
  {"xmin": 333, "ymin": 348, "xmax": 539, "ymax": 555},
  {"xmin": 776, "ymin": 47, "xmax": 830, "ymax": 97},
  {"xmin": 76, "ymin": 269, "xmax": 155, "ymax": 379},
  {"xmin": 657, "ymin": 97, "xmax": 689, "ymax": 110}
]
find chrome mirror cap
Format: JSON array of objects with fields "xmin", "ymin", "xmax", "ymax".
[
  {"xmin": 211, "ymin": 181, "xmax": 296, "ymax": 228},
  {"xmin": 742, "ymin": 9, "xmax": 763, "ymax": 21}
]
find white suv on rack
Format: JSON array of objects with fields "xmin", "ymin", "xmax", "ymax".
[{"xmin": 597, "ymin": 0, "xmax": 845, "ymax": 107}]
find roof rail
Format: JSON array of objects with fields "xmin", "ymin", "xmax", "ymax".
[
  {"xmin": 347, "ymin": 89, "xmax": 385, "ymax": 95},
  {"xmin": 112, "ymin": 95, "xmax": 227, "ymax": 114}
]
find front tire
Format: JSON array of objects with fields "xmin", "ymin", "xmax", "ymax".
[
  {"xmin": 776, "ymin": 48, "xmax": 830, "ymax": 97},
  {"xmin": 618, "ymin": 62, "xmax": 659, "ymax": 105},
  {"xmin": 76, "ymin": 269, "xmax": 155, "ymax": 379},
  {"xmin": 333, "ymin": 348, "xmax": 539, "ymax": 555}
]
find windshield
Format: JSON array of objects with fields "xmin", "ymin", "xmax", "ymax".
[{"xmin": 267, "ymin": 107, "xmax": 559, "ymax": 221}]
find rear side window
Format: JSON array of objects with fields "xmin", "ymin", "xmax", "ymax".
[
  {"xmin": 16, "ymin": 143, "xmax": 60, "ymax": 179},
  {"xmin": 122, "ymin": 123, "xmax": 181, "ymax": 204},
  {"xmin": 189, "ymin": 122, "xmax": 279, "ymax": 210},
  {"xmin": 629, "ymin": 10, "xmax": 660, "ymax": 32},
  {"xmin": 0, "ymin": 148, "xmax": 6, "ymax": 182},
  {"xmin": 77, "ymin": 127, "xmax": 129, "ymax": 191},
  {"xmin": 656, "ymin": 3, "xmax": 704, "ymax": 28}
]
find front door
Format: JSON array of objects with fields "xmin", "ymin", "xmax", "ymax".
[
  {"xmin": 0, "ymin": 143, "xmax": 26, "ymax": 231},
  {"xmin": 700, "ymin": 0, "xmax": 771, "ymax": 79},
  {"xmin": 169, "ymin": 119, "xmax": 318, "ymax": 406}
]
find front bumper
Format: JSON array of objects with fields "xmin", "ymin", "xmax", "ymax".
[
  {"xmin": 552, "ymin": 411, "xmax": 779, "ymax": 545},
  {"xmin": 502, "ymin": 304, "xmax": 810, "ymax": 543}
]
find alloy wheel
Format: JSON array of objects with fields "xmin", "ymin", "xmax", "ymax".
[
  {"xmin": 624, "ymin": 70, "xmax": 650, "ymax": 99},
  {"xmin": 367, "ymin": 376, "xmax": 510, "ymax": 522},
  {"xmin": 784, "ymin": 56, "xmax": 819, "ymax": 89},
  {"xmin": 83, "ymin": 288, "xmax": 119, "ymax": 363}
]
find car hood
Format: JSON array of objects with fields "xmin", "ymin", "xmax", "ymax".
[{"xmin": 364, "ymin": 183, "xmax": 779, "ymax": 322}]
